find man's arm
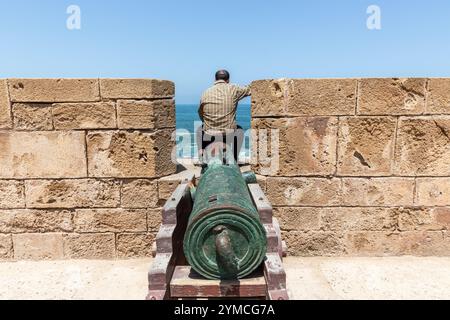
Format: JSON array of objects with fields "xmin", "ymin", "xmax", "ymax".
[
  {"xmin": 198, "ymin": 101, "xmax": 204, "ymax": 121},
  {"xmin": 234, "ymin": 84, "xmax": 251, "ymax": 101}
]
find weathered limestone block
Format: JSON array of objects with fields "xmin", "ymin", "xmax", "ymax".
[
  {"xmin": 63, "ymin": 233, "xmax": 115, "ymax": 259},
  {"xmin": 416, "ymin": 178, "xmax": 450, "ymax": 206},
  {"xmin": 358, "ymin": 78, "xmax": 426, "ymax": 115},
  {"xmin": 13, "ymin": 233, "xmax": 64, "ymax": 260},
  {"xmin": 157, "ymin": 169, "xmax": 194, "ymax": 201},
  {"xmin": 251, "ymin": 79, "xmax": 356, "ymax": 117},
  {"xmin": 147, "ymin": 208, "xmax": 162, "ymax": 231},
  {"xmin": 430, "ymin": 208, "xmax": 450, "ymax": 231},
  {"xmin": 266, "ymin": 177, "xmax": 341, "ymax": 206},
  {"xmin": 100, "ymin": 79, "xmax": 174, "ymax": 99},
  {"xmin": 87, "ymin": 130, "xmax": 175, "ymax": 178},
  {"xmin": 116, "ymin": 233, "xmax": 155, "ymax": 258},
  {"xmin": 282, "ymin": 231, "xmax": 345, "ymax": 256},
  {"xmin": 121, "ymin": 179, "xmax": 158, "ymax": 208},
  {"xmin": 0, "ymin": 131, "xmax": 87, "ymax": 178},
  {"xmin": 321, "ymin": 207, "xmax": 398, "ymax": 232},
  {"xmin": 277, "ymin": 207, "xmax": 450, "ymax": 236},
  {"xmin": 252, "ymin": 117, "xmax": 337, "ymax": 176},
  {"xmin": 337, "ymin": 117, "xmax": 396, "ymax": 176},
  {"xmin": 151, "ymin": 129, "xmax": 180, "ymax": 179},
  {"xmin": 73, "ymin": 209, "xmax": 147, "ymax": 233},
  {"xmin": 397, "ymin": 207, "xmax": 450, "ymax": 231},
  {"xmin": 0, "ymin": 80, "xmax": 12, "ymax": 129},
  {"xmin": 345, "ymin": 232, "xmax": 402, "ymax": 256},
  {"xmin": 52, "ymin": 102, "xmax": 116, "ymax": 129},
  {"xmin": 0, "ymin": 209, "xmax": 74, "ymax": 233},
  {"xmin": 398, "ymin": 231, "xmax": 450, "ymax": 256},
  {"xmin": 0, "ymin": 181, "xmax": 25, "ymax": 209},
  {"xmin": 25, "ymin": 179, "xmax": 120, "ymax": 209},
  {"xmin": 427, "ymin": 78, "xmax": 450, "ymax": 114},
  {"xmin": 8, "ymin": 79, "xmax": 100, "ymax": 102},
  {"xmin": 0, "ymin": 234, "xmax": 13, "ymax": 259},
  {"xmin": 158, "ymin": 178, "xmax": 180, "ymax": 202},
  {"xmin": 117, "ymin": 99, "xmax": 175, "ymax": 129},
  {"xmin": 346, "ymin": 231, "xmax": 450, "ymax": 256},
  {"xmin": 394, "ymin": 116, "xmax": 450, "ymax": 176},
  {"xmin": 255, "ymin": 175, "xmax": 267, "ymax": 192},
  {"xmin": 341, "ymin": 178, "xmax": 415, "ymax": 206},
  {"xmin": 251, "ymin": 80, "xmax": 286, "ymax": 117},
  {"xmin": 12, "ymin": 103, "xmax": 53, "ymax": 130},
  {"xmin": 273, "ymin": 207, "xmax": 321, "ymax": 231}
]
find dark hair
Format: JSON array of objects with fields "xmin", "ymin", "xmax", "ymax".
[{"xmin": 215, "ymin": 70, "xmax": 230, "ymax": 81}]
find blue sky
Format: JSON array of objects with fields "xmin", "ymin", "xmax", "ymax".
[{"xmin": 0, "ymin": 0, "xmax": 449, "ymax": 103}]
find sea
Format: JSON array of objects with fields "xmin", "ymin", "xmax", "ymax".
[{"xmin": 175, "ymin": 104, "xmax": 251, "ymax": 159}]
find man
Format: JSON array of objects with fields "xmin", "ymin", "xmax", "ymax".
[{"xmin": 197, "ymin": 70, "xmax": 251, "ymax": 163}]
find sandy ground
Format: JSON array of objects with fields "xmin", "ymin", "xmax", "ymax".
[{"xmin": 1, "ymin": 257, "xmax": 450, "ymax": 300}]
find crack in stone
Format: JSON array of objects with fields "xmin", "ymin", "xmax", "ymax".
[
  {"xmin": 353, "ymin": 151, "xmax": 371, "ymax": 168},
  {"xmin": 396, "ymin": 79, "xmax": 425, "ymax": 97},
  {"xmin": 434, "ymin": 120, "xmax": 450, "ymax": 141}
]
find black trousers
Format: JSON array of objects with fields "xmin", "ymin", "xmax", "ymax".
[{"xmin": 197, "ymin": 125, "xmax": 244, "ymax": 163}]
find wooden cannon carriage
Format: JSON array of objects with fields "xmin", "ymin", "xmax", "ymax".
[{"xmin": 146, "ymin": 165, "xmax": 289, "ymax": 300}]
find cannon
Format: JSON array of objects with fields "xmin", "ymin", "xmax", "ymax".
[
  {"xmin": 147, "ymin": 160, "xmax": 289, "ymax": 300},
  {"xmin": 184, "ymin": 161, "xmax": 267, "ymax": 280}
]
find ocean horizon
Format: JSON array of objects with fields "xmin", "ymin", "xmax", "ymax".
[{"xmin": 175, "ymin": 103, "xmax": 251, "ymax": 159}]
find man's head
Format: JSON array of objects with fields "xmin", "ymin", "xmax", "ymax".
[{"xmin": 215, "ymin": 70, "xmax": 230, "ymax": 83}]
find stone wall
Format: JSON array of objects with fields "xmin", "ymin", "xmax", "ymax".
[
  {"xmin": 3, "ymin": 77, "xmax": 449, "ymax": 260},
  {"xmin": 0, "ymin": 79, "xmax": 176, "ymax": 260},
  {"xmin": 252, "ymin": 78, "xmax": 450, "ymax": 257}
]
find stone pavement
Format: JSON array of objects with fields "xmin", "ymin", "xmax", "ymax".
[{"xmin": 1, "ymin": 257, "xmax": 450, "ymax": 300}]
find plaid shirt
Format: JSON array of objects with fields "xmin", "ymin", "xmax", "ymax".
[{"xmin": 199, "ymin": 80, "xmax": 251, "ymax": 133}]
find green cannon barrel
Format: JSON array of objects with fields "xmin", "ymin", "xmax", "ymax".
[{"xmin": 183, "ymin": 163, "xmax": 267, "ymax": 280}]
